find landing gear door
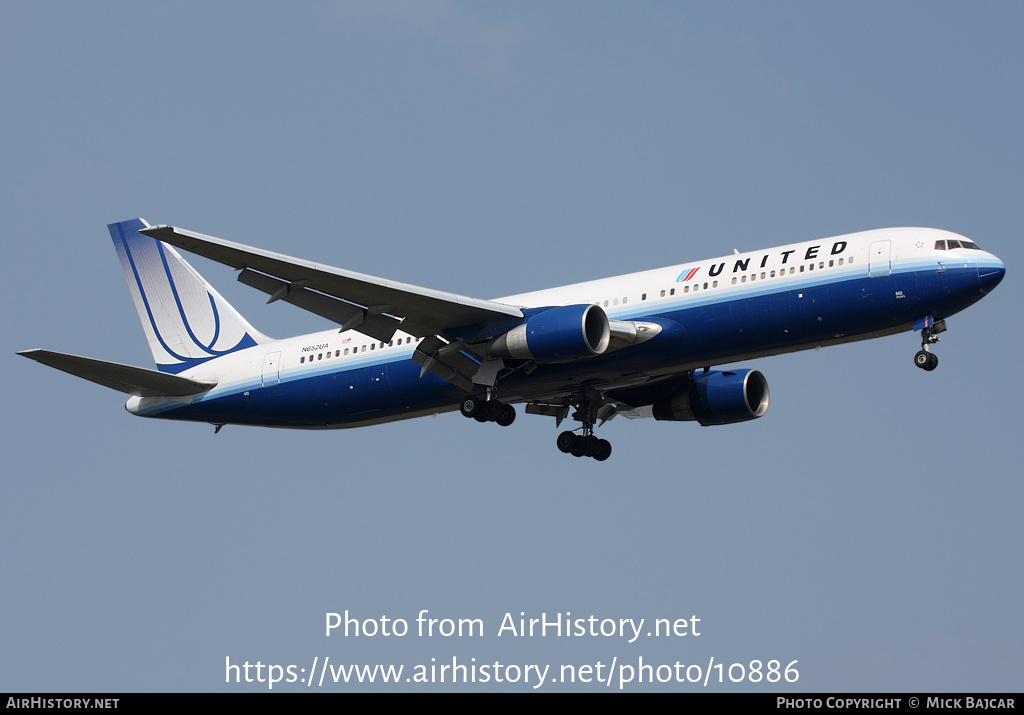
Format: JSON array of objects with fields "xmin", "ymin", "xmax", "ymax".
[
  {"xmin": 261, "ymin": 351, "xmax": 281, "ymax": 387},
  {"xmin": 869, "ymin": 240, "xmax": 892, "ymax": 277}
]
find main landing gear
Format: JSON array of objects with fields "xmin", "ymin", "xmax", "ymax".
[
  {"xmin": 459, "ymin": 395, "xmax": 516, "ymax": 427},
  {"xmin": 460, "ymin": 390, "xmax": 614, "ymax": 461},
  {"xmin": 557, "ymin": 430, "xmax": 612, "ymax": 461},
  {"xmin": 554, "ymin": 392, "xmax": 612, "ymax": 461},
  {"xmin": 913, "ymin": 320, "xmax": 946, "ymax": 372}
]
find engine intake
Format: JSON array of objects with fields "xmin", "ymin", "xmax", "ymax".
[
  {"xmin": 489, "ymin": 304, "xmax": 611, "ymax": 363},
  {"xmin": 653, "ymin": 369, "xmax": 770, "ymax": 425}
]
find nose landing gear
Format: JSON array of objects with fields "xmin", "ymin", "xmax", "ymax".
[
  {"xmin": 914, "ymin": 349, "xmax": 938, "ymax": 371},
  {"xmin": 913, "ymin": 319, "xmax": 946, "ymax": 371}
]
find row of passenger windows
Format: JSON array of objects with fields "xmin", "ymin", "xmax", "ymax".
[
  {"xmin": 298, "ymin": 252, "xmax": 866, "ymax": 364},
  {"xmin": 299, "ymin": 336, "xmax": 418, "ymax": 363},
  {"xmin": 729, "ymin": 256, "xmax": 852, "ymax": 284},
  {"xmin": 600, "ymin": 256, "xmax": 854, "ymax": 306}
]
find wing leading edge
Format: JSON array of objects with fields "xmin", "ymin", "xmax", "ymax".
[{"xmin": 140, "ymin": 225, "xmax": 524, "ymax": 343}]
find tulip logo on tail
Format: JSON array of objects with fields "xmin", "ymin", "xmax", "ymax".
[{"xmin": 110, "ymin": 219, "xmax": 262, "ymax": 374}]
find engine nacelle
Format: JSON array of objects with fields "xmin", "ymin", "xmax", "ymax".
[
  {"xmin": 653, "ymin": 369, "xmax": 770, "ymax": 425},
  {"xmin": 488, "ymin": 304, "xmax": 611, "ymax": 363}
]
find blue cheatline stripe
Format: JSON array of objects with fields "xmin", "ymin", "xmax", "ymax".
[{"xmin": 136, "ymin": 260, "xmax": 991, "ymax": 426}]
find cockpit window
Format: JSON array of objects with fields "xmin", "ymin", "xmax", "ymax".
[{"xmin": 936, "ymin": 238, "xmax": 983, "ymax": 251}]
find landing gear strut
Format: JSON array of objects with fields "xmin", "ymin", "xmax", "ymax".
[{"xmin": 913, "ymin": 320, "xmax": 946, "ymax": 371}]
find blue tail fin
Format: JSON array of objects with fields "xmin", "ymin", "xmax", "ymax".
[{"xmin": 109, "ymin": 218, "xmax": 269, "ymax": 374}]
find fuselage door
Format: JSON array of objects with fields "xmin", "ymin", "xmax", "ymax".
[
  {"xmin": 261, "ymin": 351, "xmax": 281, "ymax": 387},
  {"xmin": 868, "ymin": 240, "xmax": 892, "ymax": 277}
]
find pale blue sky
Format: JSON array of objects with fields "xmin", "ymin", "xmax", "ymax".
[{"xmin": 2, "ymin": 1, "xmax": 1021, "ymax": 692}]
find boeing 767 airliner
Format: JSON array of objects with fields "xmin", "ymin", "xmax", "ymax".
[{"xmin": 20, "ymin": 219, "xmax": 1005, "ymax": 460}]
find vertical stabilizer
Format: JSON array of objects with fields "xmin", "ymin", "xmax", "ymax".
[{"xmin": 109, "ymin": 218, "xmax": 269, "ymax": 374}]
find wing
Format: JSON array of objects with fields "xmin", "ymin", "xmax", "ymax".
[{"xmin": 140, "ymin": 225, "xmax": 524, "ymax": 343}]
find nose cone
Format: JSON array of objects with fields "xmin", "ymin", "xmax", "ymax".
[{"xmin": 978, "ymin": 255, "xmax": 1005, "ymax": 294}]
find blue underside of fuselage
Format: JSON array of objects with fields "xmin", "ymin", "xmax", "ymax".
[{"xmin": 145, "ymin": 265, "xmax": 993, "ymax": 429}]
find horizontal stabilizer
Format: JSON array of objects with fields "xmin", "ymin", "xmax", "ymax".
[{"xmin": 18, "ymin": 349, "xmax": 217, "ymax": 397}]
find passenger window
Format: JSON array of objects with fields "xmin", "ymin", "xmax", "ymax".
[
  {"xmin": 670, "ymin": 288, "xmax": 675, "ymax": 295},
  {"xmin": 659, "ymin": 290, "xmax": 665, "ymax": 297},
  {"xmin": 300, "ymin": 356, "xmax": 305, "ymax": 364}
]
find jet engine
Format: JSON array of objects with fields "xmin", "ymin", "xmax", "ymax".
[
  {"xmin": 488, "ymin": 304, "xmax": 611, "ymax": 363},
  {"xmin": 652, "ymin": 369, "xmax": 770, "ymax": 425}
]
